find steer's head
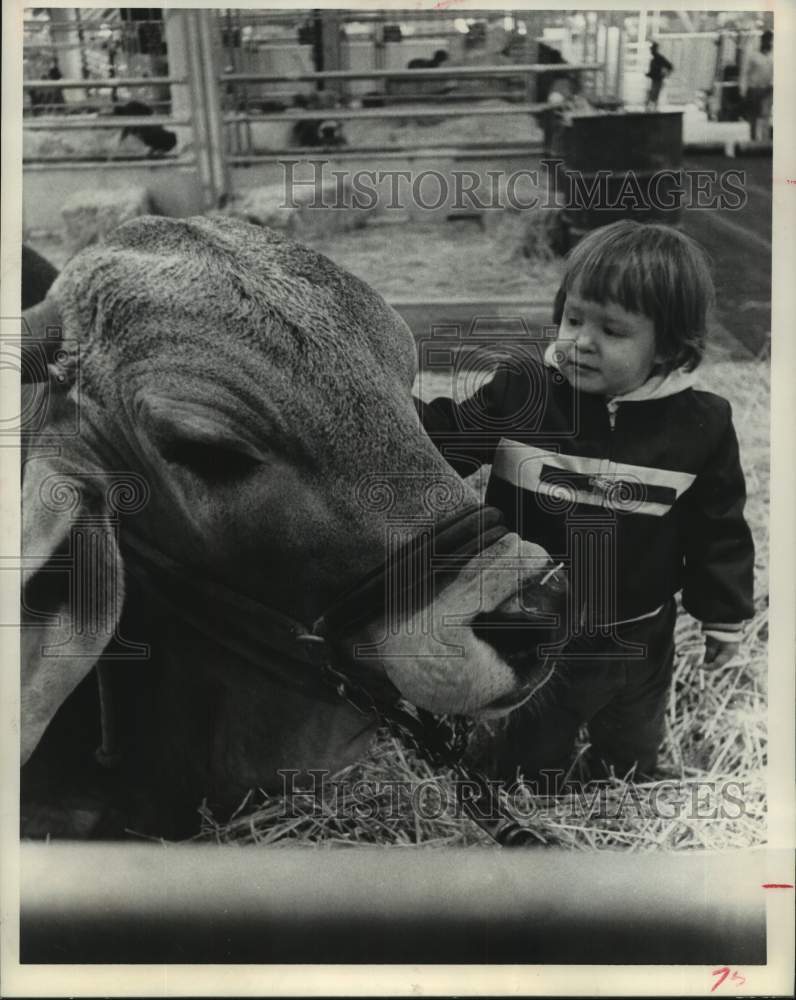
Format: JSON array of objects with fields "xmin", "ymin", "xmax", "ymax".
[{"xmin": 21, "ymin": 216, "xmax": 565, "ymax": 770}]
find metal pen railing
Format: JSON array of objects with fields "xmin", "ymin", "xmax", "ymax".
[
  {"xmin": 220, "ymin": 61, "xmax": 603, "ymax": 160},
  {"xmin": 20, "ymin": 842, "xmax": 767, "ymax": 965}
]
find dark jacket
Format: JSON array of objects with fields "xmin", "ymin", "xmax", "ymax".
[
  {"xmin": 417, "ymin": 360, "xmax": 754, "ymax": 629},
  {"xmin": 647, "ymin": 52, "xmax": 674, "ymax": 82}
]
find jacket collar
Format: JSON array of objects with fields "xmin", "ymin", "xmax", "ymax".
[{"xmin": 543, "ymin": 342, "xmax": 696, "ymax": 403}]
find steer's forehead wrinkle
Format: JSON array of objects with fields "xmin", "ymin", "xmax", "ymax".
[
  {"xmin": 54, "ymin": 215, "xmax": 419, "ymax": 456},
  {"xmin": 56, "ymin": 215, "xmax": 411, "ymax": 372}
]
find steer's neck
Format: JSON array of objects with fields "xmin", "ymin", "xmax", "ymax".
[{"xmin": 117, "ymin": 578, "xmax": 379, "ymax": 835}]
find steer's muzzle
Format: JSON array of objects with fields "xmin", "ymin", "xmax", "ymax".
[{"xmin": 472, "ymin": 562, "xmax": 568, "ymax": 717}]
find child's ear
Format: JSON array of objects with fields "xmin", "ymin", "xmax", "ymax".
[{"xmin": 652, "ymin": 339, "xmax": 669, "ymax": 367}]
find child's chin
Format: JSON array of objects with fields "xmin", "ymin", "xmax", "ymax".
[{"xmin": 565, "ymin": 367, "xmax": 606, "ymax": 393}]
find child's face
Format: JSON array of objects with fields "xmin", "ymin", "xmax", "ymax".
[{"xmin": 556, "ymin": 290, "xmax": 661, "ymax": 396}]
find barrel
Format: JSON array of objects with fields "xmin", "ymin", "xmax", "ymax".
[{"xmin": 553, "ymin": 110, "xmax": 684, "ymax": 246}]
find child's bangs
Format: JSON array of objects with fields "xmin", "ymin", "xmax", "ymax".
[{"xmin": 568, "ymin": 241, "xmax": 656, "ymax": 319}]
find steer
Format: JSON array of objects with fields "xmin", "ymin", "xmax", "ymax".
[{"xmin": 20, "ymin": 216, "xmax": 564, "ymax": 838}]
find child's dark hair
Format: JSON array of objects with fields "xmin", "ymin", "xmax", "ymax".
[{"xmin": 552, "ymin": 221, "xmax": 715, "ymax": 372}]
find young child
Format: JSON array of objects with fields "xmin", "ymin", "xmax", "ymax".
[{"xmin": 417, "ymin": 220, "xmax": 754, "ymax": 783}]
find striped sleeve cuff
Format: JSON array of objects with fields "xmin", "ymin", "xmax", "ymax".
[{"xmin": 701, "ymin": 622, "xmax": 744, "ymax": 642}]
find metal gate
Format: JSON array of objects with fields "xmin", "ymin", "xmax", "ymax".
[
  {"xmin": 22, "ymin": 9, "xmax": 620, "ymax": 220},
  {"xmin": 22, "ymin": 8, "xmax": 227, "ymax": 222}
]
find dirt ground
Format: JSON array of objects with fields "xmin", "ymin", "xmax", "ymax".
[
  {"xmin": 27, "ymin": 215, "xmax": 565, "ymax": 302},
  {"xmin": 25, "ymin": 213, "xmax": 752, "ymax": 365},
  {"xmin": 311, "ymin": 217, "xmax": 563, "ymax": 300}
]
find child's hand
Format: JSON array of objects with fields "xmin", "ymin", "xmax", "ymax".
[{"xmin": 702, "ymin": 635, "xmax": 741, "ymax": 670}]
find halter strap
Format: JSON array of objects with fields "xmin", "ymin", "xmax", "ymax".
[
  {"xmin": 319, "ymin": 505, "xmax": 509, "ymax": 638},
  {"xmin": 121, "ymin": 535, "xmax": 345, "ymax": 701},
  {"xmin": 119, "ymin": 504, "xmax": 510, "ymax": 698}
]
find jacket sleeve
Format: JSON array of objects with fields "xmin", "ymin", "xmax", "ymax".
[
  {"xmin": 681, "ymin": 402, "xmax": 755, "ymax": 629},
  {"xmin": 414, "ymin": 365, "xmax": 513, "ymax": 477}
]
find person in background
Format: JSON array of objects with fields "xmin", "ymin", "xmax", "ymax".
[
  {"xmin": 29, "ymin": 59, "xmax": 66, "ymax": 115},
  {"xmin": 739, "ymin": 29, "xmax": 773, "ymax": 141},
  {"xmin": 645, "ymin": 42, "xmax": 673, "ymax": 110},
  {"xmin": 45, "ymin": 59, "xmax": 66, "ymax": 112},
  {"xmin": 540, "ymin": 73, "xmax": 590, "ymax": 155}
]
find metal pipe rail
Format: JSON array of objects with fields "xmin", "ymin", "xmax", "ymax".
[
  {"xmin": 221, "ymin": 61, "xmax": 604, "ymax": 84},
  {"xmin": 19, "ymin": 844, "xmax": 766, "ymax": 964},
  {"xmin": 22, "ymin": 76, "xmax": 186, "ymax": 89},
  {"xmin": 226, "ymin": 144, "xmax": 543, "ymax": 164},
  {"xmin": 24, "ymin": 115, "xmax": 190, "ymax": 130},
  {"xmin": 224, "ymin": 102, "xmax": 550, "ymax": 123},
  {"xmin": 22, "ymin": 157, "xmax": 192, "ymax": 171},
  {"xmin": 362, "ymin": 90, "xmax": 529, "ymax": 102},
  {"xmin": 25, "ymin": 40, "xmax": 118, "ymax": 52}
]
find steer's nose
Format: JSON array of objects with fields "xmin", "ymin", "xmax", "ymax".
[{"xmin": 471, "ymin": 561, "xmax": 568, "ymax": 680}]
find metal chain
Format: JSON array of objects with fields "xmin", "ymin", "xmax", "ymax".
[{"xmin": 318, "ymin": 659, "xmax": 544, "ymax": 847}]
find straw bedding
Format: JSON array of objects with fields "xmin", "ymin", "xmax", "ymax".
[{"xmin": 197, "ymin": 359, "xmax": 769, "ymax": 850}]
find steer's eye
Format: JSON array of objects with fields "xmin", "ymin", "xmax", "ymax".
[{"xmin": 160, "ymin": 439, "xmax": 260, "ymax": 481}]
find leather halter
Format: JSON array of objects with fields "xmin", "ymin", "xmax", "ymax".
[
  {"xmin": 98, "ymin": 505, "xmax": 559, "ymax": 846},
  {"xmin": 118, "ymin": 504, "xmax": 509, "ymax": 702},
  {"xmin": 321, "ymin": 504, "xmax": 509, "ymax": 636}
]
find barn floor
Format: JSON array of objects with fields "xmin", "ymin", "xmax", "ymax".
[
  {"xmin": 26, "ymin": 216, "xmax": 565, "ymax": 302},
  {"xmin": 312, "ymin": 217, "xmax": 563, "ymax": 300},
  {"xmin": 200, "ymin": 356, "xmax": 770, "ymax": 850},
  {"xmin": 25, "ymin": 214, "xmax": 756, "ymax": 367},
  {"xmin": 20, "ymin": 220, "xmax": 771, "ymax": 851}
]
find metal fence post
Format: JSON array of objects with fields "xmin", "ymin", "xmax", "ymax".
[
  {"xmin": 164, "ymin": 10, "xmax": 192, "ymax": 121},
  {"xmin": 181, "ymin": 10, "xmax": 228, "ymax": 210},
  {"xmin": 196, "ymin": 10, "xmax": 229, "ymax": 203},
  {"xmin": 47, "ymin": 7, "xmax": 85, "ymax": 104}
]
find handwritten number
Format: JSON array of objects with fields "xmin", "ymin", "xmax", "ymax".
[
  {"xmin": 711, "ymin": 968, "xmax": 730, "ymax": 992},
  {"xmin": 711, "ymin": 967, "xmax": 746, "ymax": 991}
]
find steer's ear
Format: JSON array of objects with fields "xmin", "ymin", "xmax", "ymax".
[{"xmin": 21, "ymin": 450, "xmax": 126, "ymax": 764}]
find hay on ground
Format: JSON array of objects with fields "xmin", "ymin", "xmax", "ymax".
[{"xmin": 198, "ymin": 360, "xmax": 769, "ymax": 851}]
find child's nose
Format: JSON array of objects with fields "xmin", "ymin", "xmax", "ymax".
[{"xmin": 575, "ymin": 326, "xmax": 596, "ymax": 351}]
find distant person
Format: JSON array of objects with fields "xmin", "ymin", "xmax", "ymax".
[
  {"xmin": 739, "ymin": 30, "xmax": 773, "ymax": 141},
  {"xmin": 407, "ymin": 49, "xmax": 449, "ymax": 70},
  {"xmin": 29, "ymin": 60, "xmax": 66, "ymax": 115},
  {"xmin": 540, "ymin": 73, "xmax": 587, "ymax": 153},
  {"xmin": 45, "ymin": 60, "xmax": 65, "ymax": 112},
  {"xmin": 645, "ymin": 42, "xmax": 673, "ymax": 109},
  {"xmin": 536, "ymin": 42, "xmax": 567, "ymax": 102}
]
